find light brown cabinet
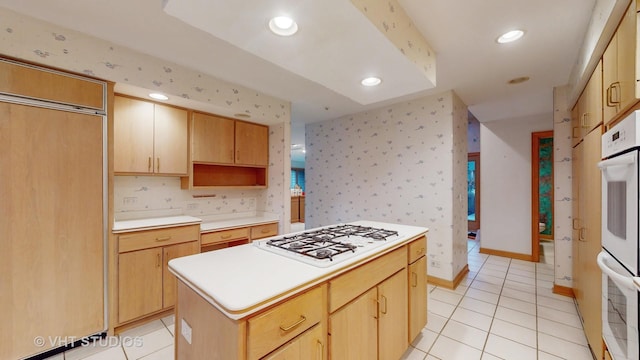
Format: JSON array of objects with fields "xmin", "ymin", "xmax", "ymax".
[
  {"xmin": 235, "ymin": 120, "xmax": 269, "ymax": 166},
  {"xmin": 174, "ymin": 235, "xmax": 426, "ymax": 360},
  {"xmin": 571, "ymin": 126, "xmax": 602, "ymax": 358},
  {"xmin": 200, "ymin": 222, "xmax": 278, "ymax": 253},
  {"xmin": 291, "ymin": 196, "xmax": 305, "ymax": 223},
  {"xmin": 186, "ymin": 112, "xmax": 269, "ymax": 188},
  {"xmin": 263, "ymin": 323, "xmax": 325, "ymax": 360},
  {"xmin": 408, "ymin": 237, "xmax": 427, "ymax": 341},
  {"xmin": 602, "ymin": 0, "xmax": 638, "ymax": 125},
  {"xmin": 0, "ymin": 59, "xmax": 106, "ymax": 359},
  {"xmin": 114, "ymin": 95, "xmax": 188, "ymax": 175},
  {"xmin": 572, "ymin": 60, "xmax": 602, "ymax": 146},
  {"xmin": 116, "ymin": 225, "xmax": 199, "ymax": 325}
]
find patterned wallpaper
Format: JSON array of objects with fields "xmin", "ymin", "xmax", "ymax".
[
  {"xmin": 0, "ymin": 7, "xmax": 290, "ymax": 230},
  {"xmin": 0, "ymin": 7, "xmax": 289, "ymax": 124},
  {"xmin": 553, "ymin": 86, "xmax": 573, "ymax": 288},
  {"xmin": 468, "ymin": 112, "xmax": 481, "ymax": 153},
  {"xmin": 306, "ymin": 91, "xmax": 467, "ymax": 281},
  {"xmin": 350, "ymin": 0, "xmax": 436, "ymax": 84}
]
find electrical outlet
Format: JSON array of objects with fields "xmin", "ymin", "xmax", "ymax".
[
  {"xmin": 186, "ymin": 203, "xmax": 198, "ymax": 210},
  {"xmin": 181, "ymin": 318, "xmax": 192, "ymax": 344},
  {"xmin": 430, "ymin": 260, "xmax": 441, "ymax": 269},
  {"xmin": 123, "ymin": 197, "xmax": 137, "ymax": 205}
]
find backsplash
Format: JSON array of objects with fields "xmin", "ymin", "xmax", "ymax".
[
  {"xmin": 305, "ymin": 90, "xmax": 467, "ymax": 281},
  {"xmin": 113, "ymin": 176, "xmax": 260, "ymax": 220}
]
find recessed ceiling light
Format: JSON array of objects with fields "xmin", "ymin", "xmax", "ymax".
[
  {"xmin": 361, "ymin": 77, "xmax": 382, "ymax": 87},
  {"xmin": 497, "ymin": 30, "xmax": 525, "ymax": 44},
  {"xmin": 507, "ymin": 76, "xmax": 530, "ymax": 84},
  {"xmin": 149, "ymin": 93, "xmax": 169, "ymax": 101},
  {"xmin": 269, "ymin": 16, "xmax": 298, "ymax": 36}
]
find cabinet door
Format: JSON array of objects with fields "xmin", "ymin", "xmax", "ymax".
[
  {"xmin": 299, "ymin": 197, "xmax": 305, "ymax": 222},
  {"xmin": 584, "ymin": 61, "xmax": 602, "ymax": 134},
  {"xmin": 603, "ymin": 34, "xmax": 618, "ymax": 123},
  {"xmin": 192, "ymin": 112, "xmax": 234, "ymax": 164},
  {"xmin": 0, "ymin": 103, "xmax": 105, "ymax": 359},
  {"xmin": 571, "ymin": 143, "xmax": 582, "ymax": 304},
  {"xmin": 291, "ymin": 197, "xmax": 300, "ymax": 222},
  {"xmin": 163, "ymin": 241, "xmax": 199, "ymax": 308},
  {"xmin": 616, "ymin": 2, "xmax": 636, "ymax": 115},
  {"xmin": 154, "ymin": 104, "xmax": 188, "ymax": 175},
  {"xmin": 235, "ymin": 121, "xmax": 268, "ymax": 166},
  {"xmin": 114, "ymin": 96, "xmax": 154, "ymax": 173},
  {"xmin": 329, "ymin": 287, "xmax": 377, "ymax": 360},
  {"xmin": 408, "ymin": 257, "xmax": 427, "ymax": 342},
  {"xmin": 580, "ymin": 127, "xmax": 603, "ymax": 358},
  {"xmin": 264, "ymin": 324, "xmax": 324, "ymax": 360},
  {"xmin": 378, "ymin": 269, "xmax": 408, "ymax": 360},
  {"xmin": 118, "ymin": 247, "xmax": 163, "ymax": 323}
]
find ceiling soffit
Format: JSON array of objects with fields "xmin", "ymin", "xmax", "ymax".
[{"xmin": 163, "ymin": 0, "xmax": 436, "ymax": 106}]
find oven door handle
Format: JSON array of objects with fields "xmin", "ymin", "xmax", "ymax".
[
  {"xmin": 597, "ymin": 251, "xmax": 638, "ymax": 291},
  {"xmin": 598, "ymin": 156, "xmax": 635, "ymax": 169}
]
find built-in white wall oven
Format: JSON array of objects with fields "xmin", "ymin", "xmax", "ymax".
[{"xmin": 598, "ymin": 110, "xmax": 640, "ymax": 360}]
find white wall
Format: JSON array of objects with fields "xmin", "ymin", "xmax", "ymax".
[
  {"xmin": 306, "ymin": 91, "xmax": 468, "ymax": 281},
  {"xmin": 480, "ymin": 115, "xmax": 553, "ymax": 255}
]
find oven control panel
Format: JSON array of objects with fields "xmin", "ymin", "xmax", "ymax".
[{"xmin": 602, "ymin": 110, "xmax": 640, "ymax": 158}]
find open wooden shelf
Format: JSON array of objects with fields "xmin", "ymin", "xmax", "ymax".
[{"xmin": 181, "ymin": 163, "xmax": 267, "ymax": 189}]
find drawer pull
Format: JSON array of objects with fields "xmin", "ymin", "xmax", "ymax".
[
  {"xmin": 261, "ymin": 228, "xmax": 271, "ymax": 233},
  {"xmin": 279, "ymin": 315, "xmax": 306, "ymax": 332},
  {"xmin": 220, "ymin": 234, "xmax": 232, "ymax": 240},
  {"xmin": 156, "ymin": 236, "xmax": 172, "ymax": 242}
]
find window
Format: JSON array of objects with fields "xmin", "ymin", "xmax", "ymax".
[{"xmin": 291, "ymin": 168, "xmax": 305, "ymax": 192}]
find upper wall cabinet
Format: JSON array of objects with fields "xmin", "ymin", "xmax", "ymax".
[
  {"xmin": 602, "ymin": 1, "xmax": 639, "ymax": 125},
  {"xmin": 572, "ymin": 60, "xmax": 603, "ymax": 146},
  {"xmin": 192, "ymin": 112, "xmax": 268, "ymax": 167},
  {"xmin": 184, "ymin": 112, "xmax": 269, "ymax": 189},
  {"xmin": 114, "ymin": 95, "xmax": 188, "ymax": 176}
]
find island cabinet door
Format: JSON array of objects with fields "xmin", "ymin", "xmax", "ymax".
[
  {"xmin": 263, "ymin": 323, "xmax": 324, "ymax": 360},
  {"xmin": 162, "ymin": 241, "xmax": 199, "ymax": 308},
  {"xmin": 378, "ymin": 268, "xmax": 408, "ymax": 360},
  {"xmin": 408, "ymin": 256, "xmax": 427, "ymax": 341},
  {"xmin": 118, "ymin": 248, "xmax": 163, "ymax": 323},
  {"xmin": 328, "ymin": 287, "xmax": 378, "ymax": 359}
]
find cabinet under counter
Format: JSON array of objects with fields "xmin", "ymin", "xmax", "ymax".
[{"xmin": 169, "ymin": 221, "xmax": 428, "ymax": 360}]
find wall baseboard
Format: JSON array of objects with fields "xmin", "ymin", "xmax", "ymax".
[
  {"xmin": 479, "ymin": 247, "xmax": 533, "ymax": 261},
  {"xmin": 428, "ymin": 264, "xmax": 469, "ymax": 290},
  {"xmin": 552, "ymin": 284, "xmax": 575, "ymax": 298}
]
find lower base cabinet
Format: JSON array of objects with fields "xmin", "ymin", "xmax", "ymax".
[
  {"xmin": 329, "ymin": 269, "xmax": 408, "ymax": 359},
  {"xmin": 174, "ymin": 235, "xmax": 427, "ymax": 359},
  {"xmin": 116, "ymin": 225, "xmax": 199, "ymax": 326}
]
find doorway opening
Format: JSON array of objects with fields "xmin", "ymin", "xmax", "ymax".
[
  {"xmin": 468, "ymin": 153, "xmax": 480, "ymax": 236},
  {"xmin": 531, "ymin": 131, "xmax": 553, "ymax": 263}
]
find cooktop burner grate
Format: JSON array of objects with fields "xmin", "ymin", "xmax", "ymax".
[{"xmin": 265, "ymin": 224, "xmax": 398, "ymax": 262}]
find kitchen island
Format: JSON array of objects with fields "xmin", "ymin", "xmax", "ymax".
[{"xmin": 169, "ymin": 220, "xmax": 428, "ymax": 359}]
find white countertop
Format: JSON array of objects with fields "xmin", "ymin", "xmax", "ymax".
[
  {"xmin": 112, "ymin": 215, "xmax": 202, "ymax": 233},
  {"xmin": 112, "ymin": 212, "xmax": 280, "ymax": 233},
  {"xmin": 168, "ymin": 220, "xmax": 428, "ymax": 320},
  {"xmin": 199, "ymin": 213, "xmax": 280, "ymax": 232}
]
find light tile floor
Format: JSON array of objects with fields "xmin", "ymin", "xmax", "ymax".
[
  {"xmin": 400, "ymin": 238, "xmax": 593, "ymax": 360},
  {"xmin": 45, "ymin": 237, "xmax": 591, "ymax": 360}
]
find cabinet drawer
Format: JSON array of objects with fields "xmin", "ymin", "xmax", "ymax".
[
  {"xmin": 201, "ymin": 227, "xmax": 249, "ymax": 246},
  {"xmin": 408, "ymin": 236, "xmax": 427, "ymax": 264},
  {"xmin": 251, "ymin": 223, "xmax": 278, "ymax": 240},
  {"xmin": 329, "ymin": 246, "xmax": 406, "ymax": 313},
  {"xmin": 118, "ymin": 225, "xmax": 199, "ymax": 253},
  {"xmin": 247, "ymin": 285, "xmax": 325, "ymax": 360}
]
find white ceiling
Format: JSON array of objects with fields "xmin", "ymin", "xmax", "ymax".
[{"xmin": 0, "ymin": 0, "xmax": 596, "ymax": 152}]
